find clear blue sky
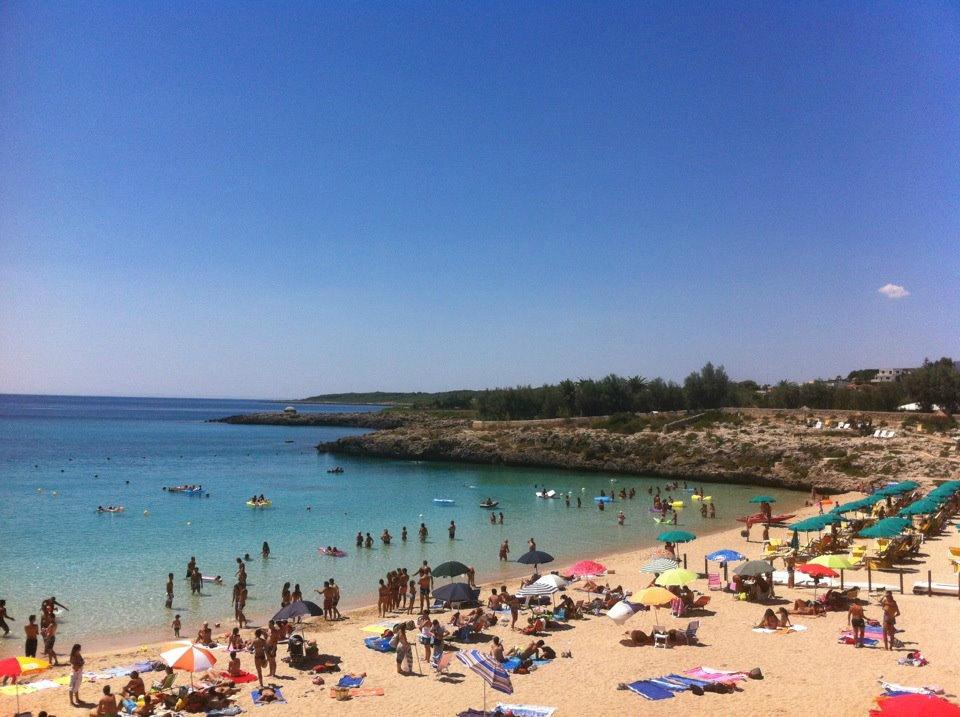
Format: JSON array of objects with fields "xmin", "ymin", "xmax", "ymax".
[{"xmin": 1, "ymin": 2, "xmax": 958, "ymax": 399}]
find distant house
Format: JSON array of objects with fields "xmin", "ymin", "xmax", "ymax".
[
  {"xmin": 283, "ymin": 406, "xmax": 298, "ymax": 415},
  {"xmin": 871, "ymin": 368, "xmax": 915, "ymax": 384},
  {"xmin": 897, "ymin": 402, "xmax": 941, "ymax": 412}
]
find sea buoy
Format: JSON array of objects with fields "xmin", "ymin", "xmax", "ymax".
[
  {"xmin": 143, "ymin": 510, "xmax": 149, "ymax": 516},
  {"xmin": 186, "ymin": 521, "xmax": 191, "ymax": 526}
]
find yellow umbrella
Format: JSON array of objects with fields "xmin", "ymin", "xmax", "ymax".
[
  {"xmin": 633, "ymin": 586, "xmax": 676, "ymax": 606},
  {"xmin": 654, "ymin": 568, "xmax": 698, "ymax": 587},
  {"xmin": 808, "ymin": 554, "xmax": 856, "ymax": 570}
]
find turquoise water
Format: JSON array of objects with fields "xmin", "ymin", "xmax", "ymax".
[{"xmin": 0, "ymin": 395, "xmax": 806, "ymax": 655}]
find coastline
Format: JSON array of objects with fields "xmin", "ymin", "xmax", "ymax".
[{"xmin": 8, "ymin": 488, "xmax": 959, "ymax": 717}]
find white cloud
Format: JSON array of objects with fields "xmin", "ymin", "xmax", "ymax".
[{"xmin": 878, "ymin": 283, "xmax": 910, "ymax": 299}]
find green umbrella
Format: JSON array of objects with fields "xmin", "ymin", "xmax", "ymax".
[
  {"xmin": 858, "ymin": 517, "xmax": 910, "ymax": 538},
  {"xmin": 788, "ymin": 516, "xmax": 831, "ymax": 532},
  {"xmin": 656, "ymin": 530, "xmax": 697, "ymax": 543},
  {"xmin": 749, "ymin": 495, "xmax": 776, "ymax": 504},
  {"xmin": 898, "ymin": 500, "xmax": 940, "ymax": 517}
]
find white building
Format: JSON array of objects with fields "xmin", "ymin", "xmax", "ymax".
[{"xmin": 871, "ymin": 368, "xmax": 915, "ymax": 383}]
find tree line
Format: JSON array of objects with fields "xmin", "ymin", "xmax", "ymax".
[{"xmin": 445, "ymin": 358, "xmax": 959, "ymax": 420}]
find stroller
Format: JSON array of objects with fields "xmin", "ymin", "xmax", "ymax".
[{"xmin": 287, "ymin": 634, "xmax": 305, "ymax": 666}]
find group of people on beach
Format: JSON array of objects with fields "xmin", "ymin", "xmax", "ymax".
[{"xmin": 0, "ymin": 596, "xmax": 66, "ymax": 667}]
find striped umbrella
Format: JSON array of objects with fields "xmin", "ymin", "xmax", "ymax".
[
  {"xmin": 456, "ymin": 649, "xmax": 513, "ymax": 713},
  {"xmin": 160, "ymin": 642, "xmax": 216, "ymax": 685},
  {"xmin": 641, "ymin": 557, "xmax": 679, "ymax": 573},
  {"xmin": 516, "ymin": 580, "xmax": 559, "ymax": 608},
  {"xmin": 534, "ymin": 574, "xmax": 569, "ymax": 589}
]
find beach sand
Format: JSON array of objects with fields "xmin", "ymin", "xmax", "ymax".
[{"xmin": 6, "ymin": 492, "xmax": 959, "ymax": 717}]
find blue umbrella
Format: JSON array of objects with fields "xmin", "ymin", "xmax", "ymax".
[
  {"xmin": 272, "ymin": 600, "xmax": 323, "ymax": 621},
  {"xmin": 706, "ymin": 549, "xmax": 746, "ymax": 562}
]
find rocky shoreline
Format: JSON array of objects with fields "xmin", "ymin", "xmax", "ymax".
[
  {"xmin": 313, "ymin": 411, "xmax": 959, "ymax": 493},
  {"xmin": 209, "ymin": 411, "xmax": 410, "ymax": 429}
]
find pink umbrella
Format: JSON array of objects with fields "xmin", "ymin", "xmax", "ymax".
[{"xmin": 568, "ymin": 560, "xmax": 606, "ymax": 576}]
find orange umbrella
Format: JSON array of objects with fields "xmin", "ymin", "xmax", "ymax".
[
  {"xmin": 0, "ymin": 656, "xmax": 50, "ymax": 712},
  {"xmin": 160, "ymin": 642, "xmax": 216, "ymax": 685}
]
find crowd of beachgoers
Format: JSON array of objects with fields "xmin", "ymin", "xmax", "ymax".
[{"xmin": 3, "ymin": 478, "xmax": 959, "ymax": 717}]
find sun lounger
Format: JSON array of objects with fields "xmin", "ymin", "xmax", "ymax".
[
  {"xmin": 652, "ymin": 625, "xmax": 668, "ymax": 649},
  {"xmin": 690, "ymin": 595, "xmax": 711, "ymax": 611},
  {"xmin": 912, "ymin": 581, "xmax": 960, "ymax": 596}
]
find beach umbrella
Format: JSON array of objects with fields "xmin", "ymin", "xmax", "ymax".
[
  {"xmin": 160, "ymin": 642, "xmax": 216, "ymax": 686},
  {"xmin": 858, "ymin": 517, "xmax": 910, "ymax": 539},
  {"xmin": 567, "ymin": 560, "xmax": 606, "ymax": 576},
  {"xmin": 789, "ymin": 516, "xmax": 833, "ymax": 532},
  {"xmin": 706, "ymin": 549, "xmax": 746, "ymax": 562},
  {"xmin": 433, "ymin": 561, "xmax": 470, "ymax": 579},
  {"xmin": 534, "ymin": 574, "xmax": 569, "ymax": 589},
  {"xmin": 516, "ymin": 550, "xmax": 554, "ymax": 570},
  {"xmin": 272, "ymin": 600, "xmax": 324, "ymax": 622},
  {"xmin": 898, "ymin": 500, "xmax": 939, "ymax": 517},
  {"xmin": 796, "ymin": 563, "xmax": 838, "ymax": 579},
  {"xmin": 640, "ymin": 557, "xmax": 679, "ymax": 573},
  {"xmin": 656, "ymin": 530, "xmax": 696, "ymax": 544},
  {"xmin": 456, "ymin": 649, "xmax": 513, "ymax": 714},
  {"xmin": 870, "ymin": 694, "xmax": 960, "ymax": 717},
  {"xmin": 808, "ymin": 554, "xmax": 856, "ymax": 570},
  {"xmin": 733, "ymin": 560, "xmax": 774, "ymax": 577},
  {"xmin": 654, "ymin": 568, "xmax": 698, "ymax": 587},
  {"xmin": 605, "ymin": 600, "xmax": 636, "ymax": 626},
  {"xmin": 0, "ymin": 656, "xmax": 49, "ymax": 713},
  {"xmin": 432, "ymin": 582, "xmax": 478, "ymax": 604},
  {"xmin": 633, "ymin": 586, "xmax": 675, "ymax": 607},
  {"xmin": 749, "ymin": 495, "xmax": 776, "ymax": 504},
  {"xmin": 515, "ymin": 580, "xmax": 559, "ymax": 607}
]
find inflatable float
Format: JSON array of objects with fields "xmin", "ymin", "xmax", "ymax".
[
  {"xmin": 319, "ymin": 548, "xmax": 347, "ymax": 558},
  {"xmin": 246, "ymin": 500, "xmax": 272, "ymax": 508},
  {"xmin": 536, "ymin": 490, "xmax": 557, "ymax": 499},
  {"xmin": 433, "ymin": 498, "xmax": 455, "ymax": 506},
  {"xmin": 479, "ymin": 500, "xmax": 499, "ymax": 509}
]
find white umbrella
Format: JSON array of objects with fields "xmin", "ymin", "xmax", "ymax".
[
  {"xmin": 605, "ymin": 600, "xmax": 636, "ymax": 626},
  {"xmin": 516, "ymin": 581, "xmax": 559, "ymax": 609},
  {"xmin": 159, "ymin": 642, "xmax": 217, "ymax": 685},
  {"xmin": 534, "ymin": 574, "xmax": 569, "ymax": 589}
]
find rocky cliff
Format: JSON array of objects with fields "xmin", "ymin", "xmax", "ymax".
[
  {"xmin": 210, "ymin": 411, "xmax": 410, "ymax": 429},
  {"xmin": 316, "ymin": 412, "xmax": 959, "ymax": 493}
]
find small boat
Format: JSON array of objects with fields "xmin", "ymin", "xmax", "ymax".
[
  {"xmin": 594, "ymin": 496, "xmax": 613, "ymax": 503},
  {"xmin": 165, "ymin": 485, "xmax": 203, "ymax": 494},
  {"xmin": 96, "ymin": 506, "xmax": 125, "ymax": 514},
  {"xmin": 433, "ymin": 498, "xmax": 455, "ymax": 506},
  {"xmin": 327, "ymin": 467, "xmax": 345, "ymax": 474},
  {"xmin": 479, "ymin": 500, "xmax": 499, "ymax": 509},
  {"xmin": 536, "ymin": 490, "xmax": 557, "ymax": 499},
  {"xmin": 246, "ymin": 500, "xmax": 272, "ymax": 508},
  {"xmin": 318, "ymin": 548, "xmax": 347, "ymax": 558}
]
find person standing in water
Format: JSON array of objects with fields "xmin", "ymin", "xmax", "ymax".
[
  {"xmin": 498, "ymin": 512, "xmax": 504, "ymax": 524},
  {"xmin": 262, "ymin": 541, "xmax": 270, "ymax": 558},
  {"xmin": 401, "ymin": 526, "xmax": 408, "ymax": 542},
  {"xmin": 499, "ymin": 540, "xmax": 509, "ymax": 561},
  {"xmin": 448, "ymin": 521, "xmax": 456, "ymax": 539},
  {"xmin": 165, "ymin": 573, "xmax": 174, "ymax": 609},
  {"xmin": 24, "ymin": 615, "xmax": 39, "ymax": 657},
  {"xmin": 0, "ymin": 600, "xmax": 13, "ymax": 636},
  {"xmin": 419, "ymin": 523, "xmax": 428, "ymax": 542}
]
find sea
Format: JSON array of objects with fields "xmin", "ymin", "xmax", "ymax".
[{"xmin": 0, "ymin": 394, "xmax": 807, "ymax": 655}]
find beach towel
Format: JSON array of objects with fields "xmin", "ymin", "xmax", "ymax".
[
  {"xmin": 502, "ymin": 657, "xmax": 552, "ymax": 672},
  {"xmin": 24, "ymin": 680, "xmax": 61, "ymax": 691},
  {"xmin": 360, "ymin": 620, "xmax": 398, "ymax": 634},
  {"xmin": 251, "ymin": 688, "xmax": 286, "ymax": 706},
  {"xmin": 495, "ymin": 704, "xmax": 557, "ymax": 717},
  {"xmin": 220, "ymin": 671, "xmax": 258, "ymax": 684},
  {"xmin": 363, "ymin": 636, "xmax": 394, "ymax": 653},
  {"xmin": 897, "ymin": 652, "xmax": 929, "ymax": 667},
  {"xmin": 206, "ymin": 707, "xmax": 243, "ymax": 717},
  {"xmin": 626, "ymin": 680, "xmax": 674, "ymax": 700},
  {"xmin": 752, "ymin": 624, "xmax": 808, "ymax": 634},
  {"xmin": 336, "ymin": 675, "xmax": 364, "ymax": 689},
  {"xmin": 684, "ymin": 667, "xmax": 747, "ymax": 683},
  {"xmin": 327, "ymin": 687, "xmax": 384, "ymax": 698},
  {"xmin": 0, "ymin": 685, "xmax": 37, "ymax": 696},
  {"xmin": 879, "ymin": 680, "xmax": 942, "ymax": 696}
]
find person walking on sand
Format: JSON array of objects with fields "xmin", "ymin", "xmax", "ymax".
[
  {"xmin": 69, "ymin": 644, "xmax": 85, "ymax": 706},
  {"xmin": 880, "ymin": 591, "xmax": 900, "ymax": 650},
  {"xmin": 267, "ymin": 621, "xmax": 280, "ymax": 678},
  {"xmin": 848, "ymin": 602, "xmax": 866, "ymax": 648},
  {"xmin": 251, "ymin": 629, "xmax": 267, "ymax": 687},
  {"xmin": 394, "ymin": 624, "xmax": 412, "ymax": 675},
  {"xmin": 499, "ymin": 540, "xmax": 509, "ymax": 561}
]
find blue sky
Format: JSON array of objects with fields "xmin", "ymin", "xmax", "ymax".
[{"xmin": 1, "ymin": 2, "xmax": 958, "ymax": 398}]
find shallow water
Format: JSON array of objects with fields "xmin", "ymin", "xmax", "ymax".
[{"xmin": 0, "ymin": 394, "xmax": 806, "ymax": 654}]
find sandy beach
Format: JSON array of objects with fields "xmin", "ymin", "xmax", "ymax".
[{"xmin": 5, "ymin": 491, "xmax": 958, "ymax": 717}]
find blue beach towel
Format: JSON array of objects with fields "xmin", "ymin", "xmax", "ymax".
[
  {"xmin": 627, "ymin": 680, "xmax": 675, "ymax": 701},
  {"xmin": 502, "ymin": 657, "xmax": 552, "ymax": 672},
  {"xmin": 363, "ymin": 636, "xmax": 394, "ymax": 652},
  {"xmin": 206, "ymin": 707, "xmax": 243, "ymax": 717},
  {"xmin": 251, "ymin": 688, "xmax": 285, "ymax": 706},
  {"xmin": 336, "ymin": 675, "xmax": 364, "ymax": 689}
]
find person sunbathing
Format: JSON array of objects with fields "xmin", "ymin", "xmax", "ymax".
[
  {"xmin": 227, "ymin": 628, "xmax": 244, "ymax": 651},
  {"xmin": 227, "ymin": 651, "xmax": 242, "ymax": 677},
  {"xmin": 90, "ymin": 685, "xmax": 118, "ymax": 717},
  {"xmin": 755, "ymin": 608, "xmax": 780, "ymax": 629},
  {"xmin": 777, "ymin": 607, "xmax": 792, "ymax": 627},
  {"xmin": 448, "ymin": 611, "xmax": 463, "ymax": 628},
  {"xmin": 791, "ymin": 599, "xmax": 826, "ymax": 616}
]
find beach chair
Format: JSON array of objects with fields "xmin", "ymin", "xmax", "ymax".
[
  {"xmin": 429, "ymin": 598, "xmax": 447, "ymax": 613},
  {"xmin": 690, "ymin": 595, "xmax": 710, "ymax": 611},
  {"xmin": 676, "ymin": 620, "xmax": 700, "ymax": 646},
  {"xmin": 151, "ymin": 672, "xmax": 176, "ymax": 694},
  {"xmin": 652, "ymin": 625, "xmax": 668, "ymax": 649},
  {"xmin": 707, "ymin": 573, "xmax": 722, "ymax": 591}
]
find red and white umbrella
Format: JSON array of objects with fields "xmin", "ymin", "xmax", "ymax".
[{"xmin": 160, "ymin": 641, "xmax": 216, "ymax": 683}]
